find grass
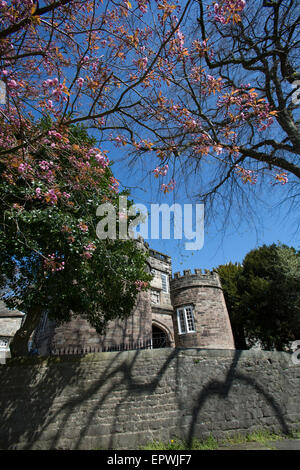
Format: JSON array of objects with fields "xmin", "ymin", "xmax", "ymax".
[
  {"xmin": 141, "ymin": 435, "xmax": 219, "ymax": 450},
  {"xmin": 141, "ymin": 428, "xmax": 300, "ymax": 450}
]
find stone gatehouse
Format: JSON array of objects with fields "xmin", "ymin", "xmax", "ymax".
[{"xmin": 33, "ymin": 244, "xmax": 235, "ymax": 355}]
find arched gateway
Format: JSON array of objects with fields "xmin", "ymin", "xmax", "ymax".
[{"xmin": 152, "ymin": 324, "xmax": 171, "ymax": 349}]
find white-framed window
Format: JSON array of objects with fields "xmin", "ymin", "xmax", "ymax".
[
  {"xmin": 177, "ymin": 306, "xmax": 196, "ymax": 334},
  {"xmin": 160, "ymin": 273, "xmax": 169, "ymax": 293}
]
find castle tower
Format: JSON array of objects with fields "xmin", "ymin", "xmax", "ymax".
[
  {"xmin": 170, "ymin": 269, "xmax": 235, "ymax": 349},
  {"xmin": 148, "ymin": 249, "xmax": 175, "ymax": 348}
]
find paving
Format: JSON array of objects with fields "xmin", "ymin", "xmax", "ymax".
[{"xmin": 217, "ymin": 439, "xmax": 300, "ymax": 450}]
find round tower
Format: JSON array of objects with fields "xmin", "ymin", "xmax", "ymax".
[{"xmin": 170, "ymin": 269, "xmax": 235, "ymax": 349}]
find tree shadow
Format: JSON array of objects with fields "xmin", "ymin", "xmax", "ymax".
[
  {"xmin": 183, "ymin": 349, "xmax": 290, "ymax": 447},
  {"xmin": 0, "ymin": 348, "xmax": 293, "ymax": 450}
]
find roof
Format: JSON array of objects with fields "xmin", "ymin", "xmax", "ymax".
[{"xmin": 0, "ymin": 300, "xmax": 25, "ymax": 318}]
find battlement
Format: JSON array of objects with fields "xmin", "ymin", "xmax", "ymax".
[
  {"xmin": 172, "ymin": 268, "xmax": 217, "ymax": 279},
  {"xmin": 148, "ymin": 249, "xmax": 171, "ymax": 264},
  {"xmin": 170, "ymin": 268, "xmax": 222, "ymax": 291}
]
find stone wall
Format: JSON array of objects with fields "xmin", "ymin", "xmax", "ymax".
[
  {"xmin": 34, "ymin": 290, "xmax": 152, "ymax": 355},
  {"xmin": 0, "ymin": 348, "xmax": 299, "ymax": 450}
]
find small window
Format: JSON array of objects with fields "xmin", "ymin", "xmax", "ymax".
[
  {"xmin": 151, "ymin": 290, "xmax": 160, "ymax": 304},
  {"xmin": 177, "ymin": 306, "xmax": 196, "ymax": 334},
  {"xmin": 160, "ymin": 273, "xmax": 169, "ymax": 293}
]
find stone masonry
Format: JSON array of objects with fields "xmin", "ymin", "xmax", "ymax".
[
  {"xmin": 0, "ymin": 348, "xmax": 299, "ymax": 450},
  {"xmin": 32, "ymin": 243, "xmax": 235, "ymax": 354},
  {"xmin": 171, "ymin": 270, "xmax": 235, "ymax": 349}
]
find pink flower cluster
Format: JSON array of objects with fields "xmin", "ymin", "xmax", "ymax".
[
  {"xmin": 109, "ymin": 176, "xmax": 120, "ymax": 193},
  {"xmin": 44, "ymin": 254, "xmax": 65, "ymax": 273},
  {"xmin": 137, "ymin": 0, "xmax": 148, "ymax": 14},
  {"xmin": 7, "ymin": 79, "xmax": 20, "ymax": 89},
  {"xmin": 183, "ymin": 117, "xmax": 202, "ymax": 132},
  {"xmin": 35, "ymin": 187, "xmax": 42, "ymax": 199},
  {"xmin": 87, "ymin": 148, "xmax": 110, "ymax": 168},
  {"xmin": 134, "ymin": 56, "xmax": 148, "ymax": 70},
  {"xmin": 42, "ymin": 78, "xmax": 68, "ymax": 102},
  {"xmin": 78, "ymin": 222, "xmax": 89, "ymax": 232},
  {"xmin": 82, "ymin": 243, "xmax": 97, "ymax": 259},
  {"xmin": 76, "ymin": 77, "xmax": 84, "ymax": 87},
  {"xmin": 135, "ymin": 280, "xmax": 149, "ymax": 291},
  {"xmin": 18, "ymin": 162, "xmax": 33, "ymax": 176},
  {"xmin": 176, "ymin": 29, "xmax": 185, "ymax": 49},
  {"xmin": 45, "ymin": 189, "xmax": 58, "ymax": 204},
  {"xmin": 161, "ymin": 178, "xmax": 176, "ymax": 193},
  {"xmin": 273, "ymin": 173, "xmax": 288, "ymax": 185},
  {"xmin": 213, "ymin": 0, "xmax": 246, "ymax": 24},
  {"xmin": 39, "ymin": 160, "xmax": 54, "ymax": 171},
  {"xmin": 52, "ymin": 85, "xmax": 68, "ymax": 101},
  {"xmin": 43, "ymin": 78, "xmax": 59, "ymax": 88},
  {"xmin": 94, "ymin": 152, "xmax": 109, "ymax": 168},
  {"xmin": 235, "ymin": 165, "xmax": 257, "ymax": 185},
  {"xmin": 153, "ymin": 164, "xmax": 169, "ymax": 178},
  {"xmin": 48, "ymin": 130, "xmax": 64, "ymax": 141}
]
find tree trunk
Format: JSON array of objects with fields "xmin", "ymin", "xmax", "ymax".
[{"xmin": 9, "ymin": 305, "xmax": 42, "ymax": 357}]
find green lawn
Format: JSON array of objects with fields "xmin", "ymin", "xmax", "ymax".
[{"xmin": 141, "ymin": 429, "xmax": 300, "ymax": 450}]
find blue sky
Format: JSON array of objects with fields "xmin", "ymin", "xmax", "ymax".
[{"xmin": 109, "ymin": 145, "xmax": 300, "ymax": 275}]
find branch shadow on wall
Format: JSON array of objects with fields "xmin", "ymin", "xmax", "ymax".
[
  {"xmin": 184, "ymin": 349, "xmax": 290, "ymax": 447},
  {"xmin": 0, "ymin": 348, "xmax": 292, "ymax": 450}
]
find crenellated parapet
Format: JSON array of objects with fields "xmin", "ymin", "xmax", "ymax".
[{"xmin": 170, "ymin": 268, "xmax": 222, "ymax": 293}]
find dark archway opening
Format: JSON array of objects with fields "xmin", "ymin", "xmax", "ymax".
[{"xmin": 152, "ymin": 324, "xmax": 170, "ymax": 349}]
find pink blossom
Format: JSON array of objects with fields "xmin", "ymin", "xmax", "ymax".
[
  {"xmin": 18, "ymin": 162, "xmax": 32, "ymax": 174},
  {"xmin": 138, "ymin": 0, "xmax": 148, "ymax": 13},
  {"xmin": 45, "ymin": 189, "xmax": 58, "ymax": 204},
  {"xmin": 94, "ymin": 153, "xmax": 109, "ymax": 168},
  {"xmin": 135, "ymin": 280, "xmax": 149, "ymax": 291},
  {"xmin": 153, "ymin": 164, "xmax": 169, "ymax": 178},
  {"xmin": 161, "ymin": 178, "xmax": 176, "ymax": 193},
  {"xmin": 7, "ymin": 79, "xmax": 18, "ymax": 89},
  {"xmin": 78, "ymin": 223, "xmax": 89, "ymax": 232},
  {"xmin": 48, "ymin": 130, "xmax": 63, "ymax": 140},
  {"xmin": 76, "ymin": 77, "xmax": 84, "ymax": 87},
  {"xmin": 274, "ymin": 173, "xmax": 288, "ymax": 185},
  {"xmin": 39, "ymin": 160, "xmax": 53, "ymax": 171},
  {"xmin": 46, "ymin": 99, "xmax": 54, "ymax": 109},
  {"xmin": 42, "ymin": 78, "xmax": 59, "ymax": 88},
  {"xmin": 35, "ymin": 187, "xmax": 42, "ymax": 199}
]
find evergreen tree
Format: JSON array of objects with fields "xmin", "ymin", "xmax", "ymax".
[{"xmin": 218, "ymin": 244, "xmax": 300, "ymax": 351}]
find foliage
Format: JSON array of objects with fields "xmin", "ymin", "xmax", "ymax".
[
  {"xmin": 0, "ymin": 123, "xmax": 151, "ymax": 356},
  {"xmin": 218, "ymin": 243, "xmax": 300, "ymax": 351},
  {"xmin": 217, "ymin": 262, "xmax": 246, "ymax": 349},
  {"xmin": 0, "ymin": 0, "xmax": 299, "ymax": 353}
]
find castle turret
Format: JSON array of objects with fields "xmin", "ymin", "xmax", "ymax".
[{"xmin": 170, "ymin": 269, "xmax": 235, "ymax": 349}]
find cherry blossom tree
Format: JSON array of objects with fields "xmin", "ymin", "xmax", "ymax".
[
  {"xmin": 1, "ymin": 0, "xmax": 298, "ymax": 354},
  {"xmin": 0, "ymin": 123, "xmax": 151, "ymax": 356}
]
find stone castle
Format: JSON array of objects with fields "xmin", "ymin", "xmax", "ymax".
[{"xmin": 33, "ymin": 241, "xmax": 235, "ymax": 355}]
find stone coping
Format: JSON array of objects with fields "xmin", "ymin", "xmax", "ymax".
[{"xmin": 0, "ymin": 347, "xmax": 292, "ymax": 368}]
